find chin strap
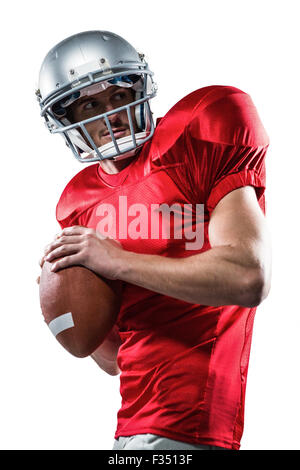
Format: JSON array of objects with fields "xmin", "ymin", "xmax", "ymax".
[{"xmin": 80, "ymin": 132, "xmax": 148, "ymax": 161}]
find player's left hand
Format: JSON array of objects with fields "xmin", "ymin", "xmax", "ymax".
[{"xmin": 42, "ymin": 226, "xmax": 124, "ymax": 280}]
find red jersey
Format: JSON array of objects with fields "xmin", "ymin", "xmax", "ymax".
[{"xmin": 56, "ymin": 85, "xmax": 269, "ymax": 450}]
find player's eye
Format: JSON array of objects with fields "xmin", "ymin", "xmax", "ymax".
[
  {"xmin": 83, "ymin": 100, "xmax": 98, "ymax": 110},
  {"xmin": 111, "ymin": 92, "xmax": 126, "ymax": 102}
]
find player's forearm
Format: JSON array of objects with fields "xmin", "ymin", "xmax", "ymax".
[
  {"xmin": 117, "ymin": 245, "xmax": 267, "ymax": 308},
  {"xmin": 91, "ymin": 326, "xmax": 121, "ymax": 376}
]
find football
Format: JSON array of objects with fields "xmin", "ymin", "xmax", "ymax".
[{"xmin": 39, "ymin": 261, "xmax": 122, "ymax": 358}]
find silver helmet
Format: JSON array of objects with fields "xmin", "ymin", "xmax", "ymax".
[{"xmin": 36, "ymin": 31, "xmax": 157, "ymax": 162}]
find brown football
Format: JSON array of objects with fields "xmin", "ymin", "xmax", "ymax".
[{"xmin": 39, "ymin": 261, "xmax": 122, "ymax": 358}]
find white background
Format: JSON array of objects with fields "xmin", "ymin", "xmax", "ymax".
[{"xmin": 0, "ymin": 0, "xmax": 299, "ymax": 450}]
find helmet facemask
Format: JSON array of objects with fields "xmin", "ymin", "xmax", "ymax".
[{"xmin": 39, "ymin": 70, "xmax": 156, "ymax": 162}]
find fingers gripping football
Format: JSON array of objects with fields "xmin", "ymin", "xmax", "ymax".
[{"xmin": 41, "ymin": 226, "xmax": 123, "ymax": 280}]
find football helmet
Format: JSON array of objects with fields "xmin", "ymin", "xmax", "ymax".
[{"xmin": 36, "ymin": 31, "xmax": 157, "ymax": 162}]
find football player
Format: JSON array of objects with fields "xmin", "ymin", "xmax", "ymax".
[{"xmin": 37, "ymin": 30, "xmax": 272, "ymax": 450}]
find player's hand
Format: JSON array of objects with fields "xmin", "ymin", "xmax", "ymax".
[
  {"xmin": 36, "ymin": 254, "xmax": 47, "ymax": 284},
  {"xmin": 42, "ymin": 226, "xmax": 124, "ymax": 280},
  {"xmin": 37, "ymin": 234, "xmax": 59, "ymax": 285}
]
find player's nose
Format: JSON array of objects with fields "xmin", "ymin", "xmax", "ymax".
[
  {"xmin": 104, "ymin": 99, "xmax": 117, "ymax": 114},
  {"xmin": 107, "ymin": 109, "xmax": 123, "ymax": 129}
]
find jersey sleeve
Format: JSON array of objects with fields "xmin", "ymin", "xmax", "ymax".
[
  {"xmin": 184, "ymin": 87, "xmax": 269, "ymax": 215},
  {"xmin": 55, "ymin": 164, "xmax": 100, "ymax": 229},
  {"xmin": 56, "ymin": 184, "xmax": 82, "ymax": 229}
]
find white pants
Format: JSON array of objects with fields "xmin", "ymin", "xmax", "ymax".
[{"xmin": 113, "ymin": 433, "xmax": 227, "ymax": 450}]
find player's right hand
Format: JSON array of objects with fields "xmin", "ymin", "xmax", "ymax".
[
  {"xmin": 37, "ymin": 233, "xmax": 60, "ymax": 285},
  {"xmin": 36, "ymin": 256, "xmax": 45, "ymax": 284}
]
